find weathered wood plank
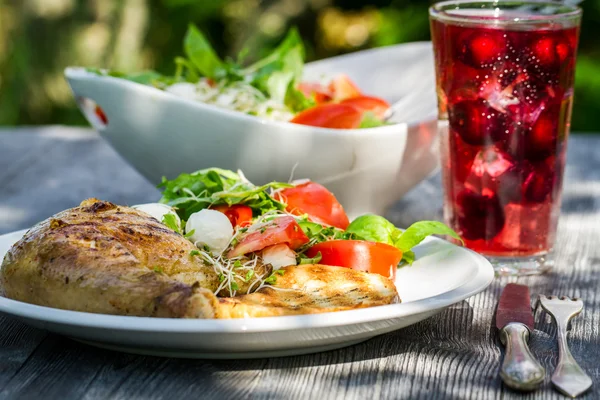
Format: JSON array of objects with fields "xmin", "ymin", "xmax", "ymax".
[{"xmin": 0, "ymin": 128, "xmax": 599, "ymax": 399}]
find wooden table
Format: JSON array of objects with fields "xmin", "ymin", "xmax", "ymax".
[{"xmin": 0, "ymin": 127, "xmax": 598, "ymax": 399}]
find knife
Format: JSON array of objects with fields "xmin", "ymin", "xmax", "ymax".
[{"xmin": 495, "ymin": 283, "xmax": 545, "ymax": 391}]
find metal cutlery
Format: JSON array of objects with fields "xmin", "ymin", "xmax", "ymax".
[
  {"xmin": 495, "ymin": 283, "xmax": 545, "ymax": 391},
  {"xmin": 538, "ymin": 295, "xmax": 593, "ymax": 398}
]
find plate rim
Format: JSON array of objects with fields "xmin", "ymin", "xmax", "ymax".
[{"xmin": 0, "ymin": 229, "xmax": 494, "ymax": 333}]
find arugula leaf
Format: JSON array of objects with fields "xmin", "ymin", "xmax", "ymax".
[
  {"xmin": 243, "ymin": 28, "xmax": 306, "ymax": 106},
  {"xmin": 158, "ymin": 168, "xmax": 291, "ymax": 220},
  {"xmin": 184, "ymin": 24, "xmax": 224, "ymax": 78},
  {"xmin": 394, "ymin": 221, "xmax": 464, "ymax": 253},
  {"xmin": 345, "ymin": 214, "xmax": 400, "ymax": 246},
  {"xmin": 161, "ymin": 213, "xmax": 181, "ymax": 234}
]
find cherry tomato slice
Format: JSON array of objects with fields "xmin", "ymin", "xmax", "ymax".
[
  {"xmin": 297, "ymin": 82, "xmax": 332, "ymax": 104},
  {"xmin": 329, "ymin": 74, "xmax": 362, "ymax": 101},
  {"xmin": 305, "ymin": 240, "xmax": 402, "ymax": 279},
  {"xmin": 275, "ymin": 182, "xmax": 350, "ymax": 230},
  {"xmin": 211, "ymin": 204, "xmax": 253, "ymax": 228},
  {"xmin": 227, "ymin": 216, "xmax": 309, "ymax": 258},
  {"xmin": 290, "ymin": 103, "xmax": 363, "ymax": 129},
  {"xmin": 340, "ymin": 96, "xmax": 391, "ymax": 119},
  {"xmin": 95, "ymin": 105, "xmax": 108, "ymax": 125}
]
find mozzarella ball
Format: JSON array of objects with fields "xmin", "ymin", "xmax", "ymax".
[
  {"xmin": 261, "ymin": 244, "xmax": 297, "ymax": 270},
  {"xmin": 165, "ymin": 82, "xmax": 198, "ymax": 100},
  {"xmin": 186, "ymin": 209, "xmax": 234, "ymax": 253}
]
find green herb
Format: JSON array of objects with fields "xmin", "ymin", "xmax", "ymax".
[
  {"xmin": 189, "ymin": 249, "xmax": 200, "ymax": 256},
  {"xmin": 359, "ymin": 111, "xmax": 387, "ymax": 128},
  {"xmin": 298, "ymin": 220, "xmax": 348, "ymax": 243},
  {"xmin": 184, "ymin": 229, "xmax": 196, "ymax": 238},
  {"xmin": 162, "ymin": 213, "xmax": 181, "ymax": 234},
  {"xmin": 298, "ymin": 251, "xmax": 322, "ymax": 265},
  {"xmin": 260, "ymin": 227, "xmax": 266, "ymax": 234},
  {"xmin": 153, "ymin": 266, "xmax": 163, "ymax": 273},
  {"xmin": 345, "ymin": 215, "xmax": 461, "ymax": 265},
  {"xmin": 233, "ymin": 260, "xmax": 243, "ymax": 269},
  {"xmin": 394, "ymin": 221, "xmax": 464, "ymax": 253},
  {"xmin": 158, "ymin": 168, "xmax": 291, "ymax": 220},
  {"xmin": 264, "ymin": 274, "xmax": 278, "ymax": 285},
  {"xmin": 345, "ymin": 214, "xmax": 400, "ymax": 245},
  {"xmin": 230, "ymin": 282, "xmax": 239, "ymax": 291},
  {"xmin": 275, "ymin": 269, "xmax": 285, "ymax": 276},
  {"xmin": 183, "ymin": 24, "xmax": 224, "ymax": 78},
  {"xmin": 203, "ymin": 244, "xmax": 211, "ymax": 252},
  {"xmin": 218, "ymin": 273, "xmax": 225, "ymax": 283},
  {"xmin": 245, "ymin": 270, "xmax": 254, "ymax": 282}
]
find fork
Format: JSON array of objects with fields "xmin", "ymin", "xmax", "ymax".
[{"xmin": 538, "ymin": 295, "xmax": 593, "ymax": 398}]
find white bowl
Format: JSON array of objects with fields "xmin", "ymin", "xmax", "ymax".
[{"xmin": 65, "ymin": 42, "xmax": 438, "ymax": 218}]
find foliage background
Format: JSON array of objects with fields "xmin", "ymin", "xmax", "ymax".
[{"xmin": 0, "ymin": 0, "xmax": 598, "ymax": 131}]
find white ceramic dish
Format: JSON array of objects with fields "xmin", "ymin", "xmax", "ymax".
[
  {"xmin": 0, "ymin": 229, "xmax": 493, "ymax": 359},
  {"xmin": 65, "ymin": 42, "xmax": 439, "ymax": 219}
]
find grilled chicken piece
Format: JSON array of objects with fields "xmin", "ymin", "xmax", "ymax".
[
  {"xmin": 0, "ymin": 199, "xmax": 226, "ymax": 317},
  {"xmin": 215, "ymin": 264, "xmax": 400, "ymax": 318}
]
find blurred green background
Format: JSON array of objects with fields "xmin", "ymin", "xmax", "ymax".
[{"xmin": 1, "ymin": 0, "xmax": 598, "ymax": 131}]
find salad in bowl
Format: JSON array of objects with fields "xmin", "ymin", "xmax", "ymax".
[{"xmin": 88, "ymin": 25, "xmax": 390, "ymax": 129}]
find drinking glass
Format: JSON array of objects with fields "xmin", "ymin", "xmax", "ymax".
[{"xmin": 429, "ymin": 1, "xmax": 582, "ymax": 275}]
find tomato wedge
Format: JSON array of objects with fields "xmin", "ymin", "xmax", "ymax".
[
  {"xmin": 340, "ymin": 96, "xmax": 391, "ymax": 119},
  {"xmin": 329, "ymin": 74, "xmax": 362, "ymax": 101},
  {"xmin": 297, "ymin": 82, "xmax": 332, "ymax": 104},
  {"xmin": 305, "ymin": 240, "xmax": 402, "ymax": 279},
  {"xmin": 227, "ymin": 216, "xmax": 309, "ymax": 258},
  {"xmin": 290, "ymin": 103, "xmax": 363, "ymax": 129},
  {"xmin": 95, "ymin": 105, "xmax": 108, "ymax": 125},
  {"xmin": 211, "ymin": 204, "xmax": 253, "ymax": 228},
  {"xmin": 275, "ymin": 182, "xmax": 350, "ymax": 230}
]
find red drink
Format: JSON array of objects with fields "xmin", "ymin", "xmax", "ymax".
[{"xmin": 429, "ymin": 1, "xmax": 581, "ymax": 274}]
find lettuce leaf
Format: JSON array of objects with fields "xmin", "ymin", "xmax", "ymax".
[{"xmin": 158, "ymin": 168, "xmax": 291, "ymax": 220}]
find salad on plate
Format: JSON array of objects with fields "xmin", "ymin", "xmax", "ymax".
[
  {"xmin": 151, "ymin": 168, "xmax": 462, "ymax": 294},
  {"xmin": 88, "ymin": 25, "xmax": 391, "ymax": 129}
]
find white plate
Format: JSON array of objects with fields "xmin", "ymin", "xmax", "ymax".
[{"xmin": 0, "ymin": 229, "xmax": 493, "ymax": 359}]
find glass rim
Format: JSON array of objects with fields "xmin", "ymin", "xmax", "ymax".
[{"xmin": 429, "ymin": 0, "xmax": 582, "ymax": 26}]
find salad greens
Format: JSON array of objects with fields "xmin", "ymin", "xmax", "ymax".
[
  {"xmin": 87, "ymin": 25, "xmax": 313, "ymax": 115},
  {"xmin": 159, "ymin": 168, "xmax": 462, "ymax": 267},
  {"xmin": 159, "ymin": 168, "xmax": 291, "ymax": 220},
  {"xmin": 344, "ymin": 215, "xmax": 463, "ymax": 264}
]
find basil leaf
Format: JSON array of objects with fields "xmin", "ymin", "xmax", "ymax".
[
  {"xmin": 184, "ymin": 24, "xmax": 224, "ymax": 78},
  {"xmin": 345, "ymin": 214, "xmax": 400, "ymax": 245},
  {"xmin": 394, "ymin": 221, "xmax": 463, "ymax": 253},
  {"xmin": 401, "ymin": 250, "xmax": 415, "ymax": 265}
]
